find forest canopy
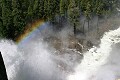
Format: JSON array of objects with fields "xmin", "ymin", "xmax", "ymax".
[{"xmin": 0, "ymin": 0, "xmax": 119, "ymax": 40}]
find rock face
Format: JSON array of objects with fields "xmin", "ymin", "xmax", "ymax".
[
  {"xmin": 44, "ymin": 36, "xmax": 84, "ymax": 53},
  {"xmin": 68, "ymin": 36, "xmax": 83, "ymax": 52},
  {"xmin": 44, "ymin": 34, "xmax": 96, "ymax": 55},
  {"xmin": 43, "ymin": 36, "xmax": 84, "ymax": 74},
  {"xmin": 0, "ymin": 52, "xmax": 8, "ymax": 80}
]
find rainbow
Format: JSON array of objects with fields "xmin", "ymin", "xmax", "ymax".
[{"xmin": 16, "ymin": 19, "xmax": 47, "ymax": 44}]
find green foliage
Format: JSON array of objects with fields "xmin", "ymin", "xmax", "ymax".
[
  {"xmin": 68, "ymin": 0, "xmax": 80, "ymax": 35},
  {"xmin": 44, "ymin": 0, "xmax": 49, "ymax": 19},
  {"xmin": 68, "ymin": 0, "xmax": 79, "ymax": 24},
  {"xmin": 1, "ymin": 0, "xmax": 13, "ymax": 38},
  {"xmin": 60, "ymin": 0, "xmax": 69, "ymax": 16},
  {"xmin": 0, "ymin": 0, "xmax": 118, "ymax": 40}
]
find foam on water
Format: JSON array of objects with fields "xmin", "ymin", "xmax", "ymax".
[
  {"xmin": 67, "ymin": 27, "xmax": 120, "ymax": 80},
  {"xmin": 1, "ymin": 27, "xmax": 120, "ymax": 80},
  {"xmin": 0, "ymin": 40, "xmax": 22, "ymax": 80},
  {"xmin": 0, "ymin": 39, "xmax": 66, "ymax": 80}
]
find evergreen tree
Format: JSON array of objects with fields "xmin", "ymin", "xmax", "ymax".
[
  {"xmin": 68, "ymin": 0, "xmax": 80, "ymax": 35},
  {"xmin": 0, "ymin": 0, "xmax": 3, "ymax": 37},
  {"xmin": 84, "ymin": 1, "xmax": 92, "ymax": 31},
  {"xmin": 0, "ymin": 0, "xmax": 119, "ymax": 39},
  {"xmin": 47, "ymin": 0, "xmax": 53, "ymax": 20},
  {"xmin": 60, "ymin": 0, "xmax": 64, "ymax": 16},
  {"xmin": 44, "ymin": 0, "xmax": 59, "ymax": 21},
  {"xmin": 60, "ymin": 0, "xmax": 69, "ymax": 17},
  {"xmin": 20, "ymin": 0, "xmax": 29, "ymax": 18},
  {"xmin": 12, "ymin": 0, "xmax": 24, "ymax": 38},
  {"xmin": 1, "ymin": 0, "xmax": 12, "ymax": 38},
  {"xmin": 49, "ymin": 0, "xmax": 60, "ymax": 23},
  {"xmin": 37, "ymin": 0, "xmax": 44, "ymax": 18},
  {"xmin": 46, "ymin": 0, "xmax": 58, "ymax": 21},
  {"xmin": 33, "ymin": 0, "xmax": 44, "ymax": 18},
  {"xmin": 27, "ymin": 0, "xmax": 34, "ymax": 22},
  {"xmin": 44, "ymin": 0, "xmax": 49, "ymax": 20}
]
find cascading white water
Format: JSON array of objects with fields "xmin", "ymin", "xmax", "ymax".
[
  {"xmin": 0, "ymin": 39, "xmax": 67, "ymax": 80},
  {"xmin": 67, "ymin": 27, "xmax": 120, "ymax": 80},
  {"xmin": 1, "ymin": 27, "xmax": 120, "ymax": 80},
  {"xmin": 0, "ymin": 40, "xmax": 22, "ymax": 80}
]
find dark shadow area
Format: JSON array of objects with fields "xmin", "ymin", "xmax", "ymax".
[{"xmin": 0, "ymin": 52, "xmax": 8, "ymax": 80}]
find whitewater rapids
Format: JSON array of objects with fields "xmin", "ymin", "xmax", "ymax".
[
  {"xmin": 67, "ymin": 27, "xmax": 120, "ymax": 80},
  {"xmin": 0, "ymin": 27, "xmax": 120, "ymax": 80}
]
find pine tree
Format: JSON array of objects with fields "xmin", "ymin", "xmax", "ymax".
[
  {"xmin": 1, "ymin": 0, "xmax": 12, "ymax": 38},
  {"xmin": 33, "ymin": 0, "xmax": 45, "ymax": 19},
  {"xmin": 60, "ymin": 0, "xmax": 69, "ymax": 17},
  {"xmin": 47, "ymin": 0, "xmax": 58, "ymax": 21},
  {"xmin": 44, "ymin": 0, "xmax": 60, "ymax": 21},
  {"xmin": 43, "ymin": 0, "xmax": 50, "ymax": 20},
  {"xmin": 84, "ymin": 1, "xmax": 92, "ymax": 31},
  {"xmin": 0, "ymin": 0, "xmax": 119, "ymax": 39},
  {"xmin": 27, "ymin": 0, "xmax": 34, "ymax": 22},
  {"xmin": 0, "ymin": 1, "xmax": 3, "ymax": 37},
  {"xmin": 49, "ymin": 0, "xmax": 60, "ymax": 23},
  {"xmin": 68, "ymin": 0, "xmax": 80, "ymax": 35},
  {"xmin": 12, "ymin": 0, "xmax": 24, "ymax": 38},
  {"xmin": 44, "ymin": 0, "xmax": 49, "ymax": 20},
  {"xmin": 38, "ymin": 0, "xmax": 44, "ymax": 18}
]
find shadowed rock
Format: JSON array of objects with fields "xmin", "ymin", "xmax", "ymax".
[{"xmin": 0, "ymin": 52, "xmax": 8, "ymax": 80}]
